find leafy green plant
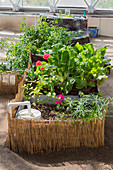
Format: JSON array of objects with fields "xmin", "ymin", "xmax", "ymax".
[
  {"xmin": 48, "ymin": 44, "xmax": 77, "ymax": 94},
  {"xmin": 3, "ymin": 16, "xmax": 88, "ymax": 74},
  {"xmin": 64, "ymin": 14, "xmax": 74, "ymax": 18},
  {"xmin": 25, "ymin": 61, "xmax": 37, "ymax": 81},
  {"xmin": 23, "ymin": 83, "xmax": 33, "ymax": 99},
  {"xmin": 73, "ymin": 43, "xmax": 111, "ymax": 89},
  {"xmin": 0, "ymin": 63, "xmax": 7, "ymax": 72},
  {"xmin": 24, "ymin": 43, "xmax": 112, "ymax": 98},
  {"xmin": 4, "ymin": 16, "xmax": 72, "ymax": 73},
  {"xmin": 0, "ymin": 39, "xmax": 8, "ymax": 49},
  {"xmin": 48, "ymin": 43, "xmax": 111, "ymax": 92},
  {"xmin": 55, "ymin": 93, "xmax": 110, "ymax": 121}
]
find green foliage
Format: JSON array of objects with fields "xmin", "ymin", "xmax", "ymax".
[
  {"xmin": 24, "ymin": 43, "xmax": 111, "ymax": 99},
  {"xmin": 0, "ymin": 63, "xmax": 7, "ymax": 72},
  {"xmin": 2, "ymin": 16, "xmax": 88, "ymax": 74},
  {"xmin": 25, "ymin": 61, "xmax": 37, "ymax": 81},
  {"xmin": 48, "ymin": 44, "xmax": 77, "ymax": 94},
  {"xmin": 73, "ymin": 43, "xmax": 110, "ymax": 89},
  {"xmin": 55, "ymin": 94, "xmax": 110, "ymax": 121},
  {"xmin": 4, "ymin": 16, "xmax": 73, "ymax": 73},
  {"xmin": 64, "ymin": 14, "xmax": 74, "ymax": 18},
  {"xmin": 0, "ymin": 39, "xmax": 8, "ymax": 49}
]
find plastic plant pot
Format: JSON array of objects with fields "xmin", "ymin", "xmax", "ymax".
[{"xmin": 88, "ymin": 27, "xmax": 99, "ymax": 38}]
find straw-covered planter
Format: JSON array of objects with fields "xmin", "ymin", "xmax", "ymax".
[
  {"xmin": 5, "ymin": 73, "xmax": 107, "ymax": 154},
  {"xmin": 0, "ymin": 72, "xmax": 23, "ymax": 95}
]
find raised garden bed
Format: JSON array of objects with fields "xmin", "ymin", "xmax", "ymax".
[
  {"xmin": 5, "ymin": 38, "xmax": 112, "ymax": 154},
  {"xmin": 5, "ymin": 74, "xmax": 107, "ymax": 154},
  {"xmin": 45, "ymin": 15, "xmax": 87, "ymax": 31},
  {"xmin": 44, "ymin": 15, "xmax": 89, "ymax": 46},
  {"xmin": 0, "ymin": 72, "xmax": 22, "ymax": 95}
]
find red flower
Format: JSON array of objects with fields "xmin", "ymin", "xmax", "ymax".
[
  {"xmin": 56, "ymin": 100, "xmax": 62, "ymax": 105},
  {"xmin": 36, "ymin": 60, "xmax": 42, "ymax": 66},
  {"xmin": 43, "ymin": 53, "xmax": 49, "ymax": 60},
  {"xmin": 58, "ymin": 94, "xmax": 65, "ymax": 99},
  {"xmin": 88, "ymin": 80, "xmax": 90, "ymax": 83},
  {"xmin": 40, "ymin": 66, "xmax": 44, "ymax": 70}
]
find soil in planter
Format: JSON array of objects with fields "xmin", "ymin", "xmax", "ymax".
[
  {"xmin": 25, "ymin": 94, "xmax": 102, "ymax": 121},
  {"xmin": 31, "ymin": 103, "xmax": 57, "ymax": 120},
  {"xmin": 19, "ymin": 102, "xmax": 74, "ymax": 120}
]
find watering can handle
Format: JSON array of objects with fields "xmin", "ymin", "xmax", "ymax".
[{"xmin": 8, "ymin": 101, "xmax": 31, "ymax": 118}]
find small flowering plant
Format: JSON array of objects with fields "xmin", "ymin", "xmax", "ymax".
[
  {"xmin": 56, "ymin": 94, "xmax": 66, "ymax": 110},
  {"xmin": 55, "ymin": 94, "xmax": 65, "ymax": 105},
  {"xmin": 43, "ymin": 53, "xmax": 49, "ymax": 60},
  {"xmin": 36, "ymin": 60, "xmax": 42, "ymax": 66},
  {"xmin": 58, "ymin": 94, "xmax": 65, "ymax": 99}
]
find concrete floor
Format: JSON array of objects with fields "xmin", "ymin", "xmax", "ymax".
[
  {"xmin": 91, "ymin": 36, "xmax": 113, "ymax": 65},
  {"xmin": 0, "ymin": 34, "xmax": 113, "ymax": 170}
]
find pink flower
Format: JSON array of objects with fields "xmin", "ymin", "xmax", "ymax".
[
  {"xmin": 88, "ymin": 80, "xmax": 90, "ymax": 83},
  {"xmin": 56, "ymin": 100, "xmax": 62, "ymax": 105},
  {"xmin": 40, "ymin": 66, "xmax": 44, "ymax": 70},
  {"xmin": 91, "ymin": 78, "xmax": 95, "ymax": 81},
  {"xmin": 58, "ymin": 94, "xmax": 65, "ymax": 99},
  {"xmin": 43, "ymin": 53, "xmax": 49, "ymax": 60},
  {"xmin": 36, "ymin": 60, "xmax": 42, "ymax": 66},
  {"xmin": 51, "ymin": 69, "xmax": 56, "ymax": 72}
]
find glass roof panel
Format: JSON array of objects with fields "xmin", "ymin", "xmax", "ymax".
[
  {"xmin": 57, "ymin": 0, "xmax": 87, "ymax": 7},
  {"xmin": 23, "ymin": 0, "xmax": 49, "ymax": 7},
  {"xmin": 0, "ymin": 0, "xmax": 12, "ymax": 6},
  {"xmin": 1, "ymin": 0, "xmax": 113, "ymax": 10}
]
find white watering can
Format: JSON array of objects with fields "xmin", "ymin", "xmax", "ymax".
[{"xmin": 8, "ymin": 101, "xmax": 41, "ymax": 119}]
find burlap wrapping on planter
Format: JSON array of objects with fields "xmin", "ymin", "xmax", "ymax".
[{"xmin": 5, "ymin": 70, "xmax": 106, "ymax": 154}]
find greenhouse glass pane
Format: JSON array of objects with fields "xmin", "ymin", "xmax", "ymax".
[
  {"xmin": 0, "ymin": 0, "xmax": 12, "ymax": 6},
  {"xmin": 22, "ymin": 0, "xmax": 90, "ymax": 7},
  {"xmin": 57, "ymin": 0, "xmax": 87, "ymax": 7},
  {"xmin": 95, "ymin": 0, "xmax": 113, "ymax": 9},
  {"xmin": 23, "ymin": 0, "xmax": 49, "ymax": 7}
]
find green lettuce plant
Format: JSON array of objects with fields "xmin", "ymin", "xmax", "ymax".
[{"xmin": 73, "ymin": 43, "xmax": 111, "ymax": 89}]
